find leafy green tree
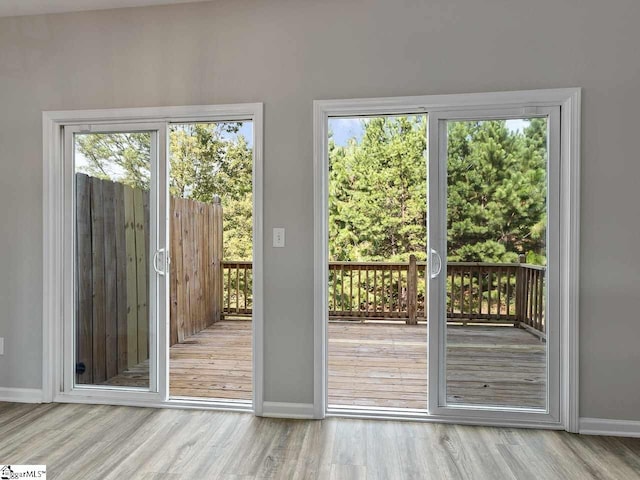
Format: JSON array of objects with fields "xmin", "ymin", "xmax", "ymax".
[
  {"xmin": 76, "ymin": 122, "xmax": 253, "ymax": 260},
  {"xmin": 329, "ymin": 116, "xmax": 547, "ymax": 265},
  {"xmin": 77, "ymin": 116, "xmax": 548, "ymax": 266},
  {"xmin": 446, "ymin": 119, "xmax": 547, "ymax": 263},
  {"xmin": 329, "ymin": 116, "xmax": 427, "ymax": 262},
  {"xmin": 168, "ymin": 123, "xmax": 253, "ymax": 260},
  {"xmin": 75, "ymin": 132, "xmax": 151, "ymax": 189}
]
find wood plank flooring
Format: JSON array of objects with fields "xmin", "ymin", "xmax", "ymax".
[
  {"xmin": 107, "ymin": 320, "xmax": 545, "ymax": 409},
  {"xmin": 0, "ymin": 402, "xmax": 639, "ymax": 479}
]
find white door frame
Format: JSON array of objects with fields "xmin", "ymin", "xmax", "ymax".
[
  {"xmin": 313, "ymin": 88, "xmax": 581, "ymax": 431},
  {"xmin": 43, "ymin": 103, "xmax": 264, "ymax": 413}
]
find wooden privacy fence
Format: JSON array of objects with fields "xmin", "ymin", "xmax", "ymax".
[
  {"xmin": 169, "ymin": 195, "xmax": 223, "ymax": 345},
  {"xmin": 222, "ymin": 255, "xmax": 546, "ymax": 336},
  {"xmin": 75, "ymin": 173, "xmax": 150, "ymax": 385},
  {"xmin": 75, "ymin": 174, "xmax": 224, "ymax": 384}
]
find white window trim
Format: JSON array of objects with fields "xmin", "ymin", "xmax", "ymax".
[
  {"xmin": 313, "ymin": 88, "xmax": 581, "ymax": 432},
  {"xmin": 42, "ymin": 103, "xmax": 265, "ymax": 414}
]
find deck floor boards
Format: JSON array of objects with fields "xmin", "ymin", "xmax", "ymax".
[{"xmin": 107, "ymin": 320, "xmax": 545, "ymax": 410}]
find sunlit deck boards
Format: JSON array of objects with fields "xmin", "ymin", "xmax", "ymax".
[
  {"xmin": 329, "ymin": 322, "xmax": 427, "ymax": 409},
  {"xmin": 444, "ymin": 326, "xmax": 546, "ymax": 409},
  {"xmin": 170, "ymin": 321, "xmax": 252, "ymax": 400},
  {"xmin": 104, "ymin": 321, "xmax": 252, "ymax": 401},
  {"xmin": 108, "ymin": 320, "xmax": 545, "ymax": 409},
  {"xmin": 329, "ymin": 323, "xmax": 545, "ymax": 410}
]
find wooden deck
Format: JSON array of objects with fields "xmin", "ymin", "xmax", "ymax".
[
  {"xmin": 170, "ymin": 321, "xmax": 252, "ymax": 400},
  {"xmin": 104, "ymin": 320, "xmax": 253, "ymax": 401},
  {"xmin": 329, "ymin": 322, "xmax": 545, "ymax": 409},
  {"xmin": 108, "ymin": 320, "xmax": 545, "ymax": 409}
]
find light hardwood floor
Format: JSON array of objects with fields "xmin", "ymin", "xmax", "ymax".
[{"xmin": 0, "ymin": 402, "xmax": 639, "ymax": 479}]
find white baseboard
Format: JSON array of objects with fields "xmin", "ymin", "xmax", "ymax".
[
  {"xmin": 579, "ymin": 417, "xmax": 640, "ymax": 438},
  {"xmin": 261, "ymin": 401, "xmax": 315, "ymax": 419},
  {"xmin": 0, "ymin": 387, "xmax": 43, "ymax": 404}
]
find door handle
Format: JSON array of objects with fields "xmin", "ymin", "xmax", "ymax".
[
  {"xmin": 430, "ymin": 248, "xmax": 442, "ymax": 279},
  {"xmin": 153, "ymin": 248, "xmax": 166, "ymax": 276}
]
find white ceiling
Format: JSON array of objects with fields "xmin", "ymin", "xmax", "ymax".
[{"xmin": 0, "ymin": 0, "xmax": 211, "ymax": 18}]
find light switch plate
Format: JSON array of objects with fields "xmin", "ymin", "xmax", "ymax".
[
  {"xmin": 0, "ymin": 337, "xmax": 4, "ymax": 355},
  {"xmin": 273, "ymin": 227, "xmax": 285, "ymax": 248}
]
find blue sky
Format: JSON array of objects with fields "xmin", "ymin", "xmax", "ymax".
[
  {"xmin": 225, "ymin": 121, "xmax": 253, "ymax": 148},
  {"xmin": 329, "ymin": 116, "xmax": 530, "ymax": 147}
]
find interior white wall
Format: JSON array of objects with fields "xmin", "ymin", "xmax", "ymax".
[{"xmin": 0, "ymin": 0, "xmax": 638, "ymax": 421}]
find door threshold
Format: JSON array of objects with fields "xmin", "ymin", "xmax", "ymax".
[
  {"xmin": 167, "ymin": 396, "xmax": 253, "ymax": 413},
  {"xmin": 327, "ymin": 404, "xmax": 564, "ymax": 429},
  {"xmin": 328, "ymin": 404, "xmax": 428, "ymax": 421}
]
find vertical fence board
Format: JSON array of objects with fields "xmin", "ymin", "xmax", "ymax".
[
  {"xmin": 102, "ymin": 180, "xmax": 118, "ymax": 379},
  {"xmin": 175, "ymin": 198, "xmax": 187, "ymax": 344},
  {"xmin": 197, "ymin": 201, "xmax": 205, "ymax": 330},
  {"xmin": 143, "ymin": 190, "xmax": 151, "ymax": 357},
  {"xmin": 214, "ymin": 197, "xmax": 223, "ymax": 322},
  {"xmin": 134, "ymin": 188, "xmax": 148, "ymax": 362},
  {"xmin": 191, "ymin": 202, "xmax": 200, "ymax": 331},
  {"xmin": 205, "ymin": 205, "xmax": 213, "ymax": 326},
  {"xmin": 169, "ymin": 197, "xmax": 179, "ymax": 346},
  {"xmin": 113, "ymin": 182, "xmax": 128, "ymax": 374},
  {"xmin": 123, "ymin": 185, "xmax": 138, "ymax": 368},
  {"xmin": 75, "ymin": 174, "xmax": 93, "ymax": 384},
  {"xmin": 199, "ymin": 205, "xmax": 206, "ymax": 332},
  {"xmin": 182, "ymin": 198, "xmax": 194, "ymax": 342},
  {"xmin": 90, "ymin": 178, "xmax": 107, "ymax": 383},
  {"xmin": 191, "ymin": 200, "xmax": 200, "ymax": 330}
]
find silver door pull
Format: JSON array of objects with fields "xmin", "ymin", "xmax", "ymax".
[
  {"xmin": 430, "ymin": 248, "xmax": 442, "ymax": 279},
  {"xmin": 153, "ymin": 248, "xmax": 166, "ymax": 276}
]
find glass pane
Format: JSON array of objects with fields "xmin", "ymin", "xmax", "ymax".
[
  {"xmin": 74, "ymin": 132, "xmax": 152, "ymax": 388},
  {"xmin": 327, "ymin": 115, "xmax": 428, "ymax": 410},
  {"xmin": 445, "ymin": 118, "xmax": 548, "ymax": 409},
  {"xmin": 168, "ymin": 121, "xmax": 253, "ymax": 401}
]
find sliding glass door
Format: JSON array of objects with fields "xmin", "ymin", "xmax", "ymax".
[
  {"xmin": 166, "ymin": 120, "xmax": 254, "ymax": 403},
  {"xmin": 427, "ymin": 107, "xmax": 560, "ymax": 421},
  {"xmin": 64, "ymin": 123, "xmax": 168, "ymax": 397}
]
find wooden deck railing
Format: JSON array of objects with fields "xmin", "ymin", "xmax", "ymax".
[
  {"xmin": 445, "ymin": 261, "xmax": 546, "ymax": 336},
  {"xmin": 222, "ymin": 261, "xmax": 253, "ymax": 316},
  {"xmin": 222, "ymin": 256, "xmax": 546, "ymax": 337},
  {"xmin": 328, "ymin": 257, "xmax": 427, "ymax": 325},
  {"xmin": 517, "ymin": 263, "xmax": 546, "ymax": 336},
  {"xmin": 447, "ymin": 262, "xmax": 520, "ymax": 322}
]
